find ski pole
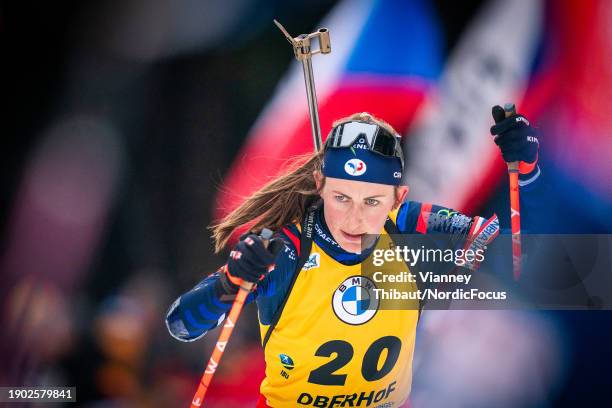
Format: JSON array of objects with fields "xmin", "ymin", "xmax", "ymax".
[
  {"xmin": 189, "ymin": 228, "xmax": 274, "ymax": 408},
  {"xmin": 493, "ymin": 103, "xmax": 522, "ymax": 280}
]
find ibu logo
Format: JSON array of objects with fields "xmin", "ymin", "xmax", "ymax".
[
  {"xmin": 302, "ymin": 253, "xmax": 320, "ymax": 270},
  {"xmin": 332, "ymin": 276, "xmax": 379, "ymax": 325},
  {"xmin": 279, "ymin": 354, "xmax": 295, "ymax": 370},
  {"xmin": 344, "ymin": 159, "xmax": 367, "ymax": 176}
]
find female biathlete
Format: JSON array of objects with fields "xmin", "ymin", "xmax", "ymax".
[{"xmin": 166, "ymin": 109, "xmax": 541, "ymax": 407}]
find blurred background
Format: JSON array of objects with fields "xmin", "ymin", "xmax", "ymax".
[{"xmin": 2, "ymin": 0, "xmax": 611, "ymax": 407}]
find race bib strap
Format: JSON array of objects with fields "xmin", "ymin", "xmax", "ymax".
[{"xmin": 261, "ymin": 203, "xmax": 318, "ymax": 349}]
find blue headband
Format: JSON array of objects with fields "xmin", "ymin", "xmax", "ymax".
[{"xmin": 322, "ymin": 141, "xmax": 403, "ymax": 185}]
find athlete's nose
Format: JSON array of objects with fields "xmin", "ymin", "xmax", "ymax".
[{"xmin": 345, "ymin": 202, "xmax": 365, "ymax": 229}]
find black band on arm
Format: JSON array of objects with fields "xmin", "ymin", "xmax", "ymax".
[{"xmin": 215, "ymin": 268, "xmax": 239, "ymax": 298}]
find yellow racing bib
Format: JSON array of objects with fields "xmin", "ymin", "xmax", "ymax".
[{"xmin": 258, "ymin": 211, "xmax": 419, "ymax": 408}]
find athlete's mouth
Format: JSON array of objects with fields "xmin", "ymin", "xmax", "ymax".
[{"xmin": 340, "ymin": 230, "xmax": 365, "ymax": 242}]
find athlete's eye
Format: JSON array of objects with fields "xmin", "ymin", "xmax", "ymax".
[
  {"xmin": 365, "ymin": 198, "xmax": 380, "ymax": 207},
  {"xmin": 335, "ymin": 194, "xmax": 348, "ymax": 202}
]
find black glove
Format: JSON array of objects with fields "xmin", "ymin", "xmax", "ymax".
[
  {"xmin": 223, "ymin": 233, "xmax": 284, "ymax": 290},
  {"xmin": 490, "ymin": 105, "xmax": 539, "ymax": 174}
]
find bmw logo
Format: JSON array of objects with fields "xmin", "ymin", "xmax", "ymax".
[{"xmin": 332, "ymin": 276, "xmax": 379, "ymax": 325}]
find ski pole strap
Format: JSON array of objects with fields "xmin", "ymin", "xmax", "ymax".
[{"xmin": 262, "ymin": 204, "xmax": 318, "ymax": 349}]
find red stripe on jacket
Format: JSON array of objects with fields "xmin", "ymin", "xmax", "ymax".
[{"xmin": 415, "ymin": 203, "xmax": 433, "ymax": 234}]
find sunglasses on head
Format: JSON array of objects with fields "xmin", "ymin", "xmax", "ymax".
[{"xmin": 325, "ymin": 120, "xmax": 404, "ymax": 170}]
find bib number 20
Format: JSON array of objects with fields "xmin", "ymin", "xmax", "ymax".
[{"xmin": 307, "ymin": 336, "xmax": 401, "ymax": 386}]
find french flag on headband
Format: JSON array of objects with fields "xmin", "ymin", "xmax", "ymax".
[{"xmin": 214, "ymin": 0, "xmax": 443, "ymax": 219}]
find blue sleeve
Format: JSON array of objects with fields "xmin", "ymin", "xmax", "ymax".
[
  {"xmin": 395, "ymin": 164, "xmax": 543, "ymax": 236},
  {"xmin": 165, "ymin": 231, "xmax": 299, "ymax": 342},
  {"xmin": 395, "ymin": 201, "xmax": 474, "ymax": 236},
  {"xmin": 165, "ymin": 270, "xmax": 256, "ymax": 342}
]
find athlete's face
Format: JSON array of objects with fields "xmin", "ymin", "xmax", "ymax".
[{"xmin": 314, "ymin": 173, "xmax": 408, "ymax": 253}]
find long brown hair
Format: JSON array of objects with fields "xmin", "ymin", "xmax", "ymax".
[
  {"xmin": 210, "ymin": 112, "xmax": 400, "ymax": 253},
  {"xmin": 211, "ymin": 150, "xmax": 324, "ymax": 253}
]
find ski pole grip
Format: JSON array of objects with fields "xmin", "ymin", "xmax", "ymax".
[
  {"xmin": 504, "ymin": 103, "xmax": 519, "ymax": 173},
  {"xmin": 237, "ymin": 228, "xmax": 273, "ymax": 292},
  {"xmin": 259, "ymin": 228, "xmax": 273, "ymax": 248}
]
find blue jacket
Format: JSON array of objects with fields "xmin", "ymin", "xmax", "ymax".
[{"xmin": 166, "ymin": 167, "xmax": 542, "ymax": 341}]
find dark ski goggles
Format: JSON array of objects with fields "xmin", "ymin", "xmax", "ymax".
[{"xmin": 325, "ymin": 120, "xmax": 404, "ymax": 170}]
